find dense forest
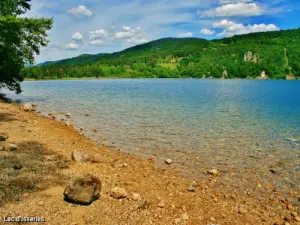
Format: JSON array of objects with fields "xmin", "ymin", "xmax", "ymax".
[{"xmin": 22, "ymin": 28, "xmax": 300, "ymax": 80}]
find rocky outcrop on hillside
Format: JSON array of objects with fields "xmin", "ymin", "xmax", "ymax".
[{"xmin": 244, "ymin": 51, "xmax": 259, "ymax": 64}]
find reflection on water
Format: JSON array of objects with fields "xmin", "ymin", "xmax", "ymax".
[{"xmin": 5, "ymin": 79, "xmax": 300, "ymax": 190}]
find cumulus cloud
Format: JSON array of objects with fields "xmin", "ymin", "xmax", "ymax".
[
  {"xmin": 115, "ymin": 26, "xmax": 148, "ymax": 44},
  {"xmin": 89, "ymin": 29, "xmax": 109, "ymax": 45},
  {"xmin": 88, "ymin": 26, "xmax": 148, "ymax": 45},
  {"xmin": 68, "ymin": 5, "xmax": 93, "ymax": 17},
  {"xmin": 177, "ymin": 32, "xmax": 193, "ymax": 38},
  {"xmin": 200, "ymin": 28, "xmax": 215, "ymax": 35},
  {"xmin": 200, "ymin": 2, "xmax": 263, "ymax": 17},
  {"xmin": 65, "ymin": 43, "xmax": 79, "ymax": 50},
  {"xmin": 72, "ymin": 32, "xmax": 83, "ymax": 42},
  {"xmin": 89, "ymin": 29, "xmax": 108, "ymax": 40},
  {"xmin": 115, "ymin": 26, "xmax": 140, "ymax": 39},
  {"xmin": 89, "ymin": 40, "xmax": 105, "ymax": 45},
  {"xmin": 213, "ymin": 19, "xmax": 280, "ymax": 37}
]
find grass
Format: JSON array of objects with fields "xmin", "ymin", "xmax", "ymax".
[
  {"xmin": 159, "ymin": 63, "xmax": 178, "ymax": 70},
  {"xmin": 0, "ymin": 141, "xmax": 70, "ymax": 206}
]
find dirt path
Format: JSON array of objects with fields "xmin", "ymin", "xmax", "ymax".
[{"xmin": 0, "ymin": 101, "xmax": 298, "ymax": 225}]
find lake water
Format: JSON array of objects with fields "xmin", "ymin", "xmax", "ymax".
[{"xmin": 5, "ymin": 79, "xmax": 300, "ymax": 191}]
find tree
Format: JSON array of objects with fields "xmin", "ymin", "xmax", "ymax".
[{"xmin": 0, "ymin": 0, "xmax": 53, "ymax": 93}]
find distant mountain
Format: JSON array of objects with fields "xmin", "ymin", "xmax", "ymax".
[
  {"xmin": 22, "ymin": 29, "xmax": 300, "ymax": 80},
  {"xmin": 36, "ymin": 53, "xmax": 109, "ymax": 66}
]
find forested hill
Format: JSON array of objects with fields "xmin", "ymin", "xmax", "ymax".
[{"xmin": 22, "ymin": 28, "xmax": 300, "ymax": 80}]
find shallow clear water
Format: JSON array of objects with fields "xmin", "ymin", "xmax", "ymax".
[{"xmin": 4, "ymin": 79, "xmax": 300, "ymax": 189}]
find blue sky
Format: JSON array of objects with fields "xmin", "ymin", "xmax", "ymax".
[{"xmin": 25, "ymin": 0, "xmax": 300, "ymax": 63}]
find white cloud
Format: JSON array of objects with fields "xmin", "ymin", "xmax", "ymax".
[
  {"xmin": 115, "ymin": 26, "xmax": 148, "ymax": 44},
  {"xmin": 88, "ymin": 26, "xmax": 148, "ymax": 45},
  {"xmin": 68, "ymin": 5, "xmax": 93, "ymax": 17},
  {"xmin": 213, "ymin": 19, "xmax": 280, "ymax": 37},
  {"xmin": 200, "ymin": 28, "xmax": 215, "ymax": 35},
  {"xmin": 115, "ymin": 26, "xmax": 141, "ymax": 39},
  {"xmin": 89, "ymin": 29, "xmax": 109, "ymax": 40},
  {"xmin": 200, "ymin": 2, "xmax": 264, "ymax": 17},
  {"xmin": 65, "ymin": 42, "xmax": 79, "ymax": 50},
  {"xmin": 72, "ymin": 32, "xmax": 83, "ymax": 42},
  {"xmin": 177, "ymin": 32, "xmax": 193, "ymax": 38},
  {"xmin": 89, "ymin": 29, "xmax": 109, "ymax": 45},
  {"xmin": 89, "ymin": 40, "xmax": 105, "ymax": 45}
]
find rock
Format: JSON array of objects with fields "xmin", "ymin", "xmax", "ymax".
[
  {"xmin": 165, "ymin": 159, "xmax": 172, "ymax": 164},
  {"xmin": 64, "ymin": 174, "xmax": 101, "ymax": 205},
  {"xmin": 131, "ymin": 193, "xmax": 142, "ymax": 201},
  {"xmin": 65, "ymin": 112, "xmax": 72, "ymax": 118},
  {"xmin": 138, "ymin": 200, "xmax": 150, "ymax": 210},
  {"xmin": 287, "ymin": 204, "xmax": 295, "ymax": 211},
  {"xmin": 295, "ymin": 217, "xmax": 300, "ymax": 222},
  {"xmin": 0, "ymin": 132, "xmax": 8, "ymax": 141},
  {"xmin": 291, "ymin": 212, "xmax": 297, "ymax": 217},
  {"xmin": 187, "ymin": 181, "xmax": 197, "ymax": 192},
  {"xmin": 38, "ymin": 201, "xmax": 44, "ymax": 206},
  {"xmin": 13, "ymin": 163, "xmax": 23, "ymax": 170},
  {"xmin": 158, "ymin": 200, "xmax": 165, "ymax": 208},
  {"xmin": 3, "ymin": 143, "xmax": 18, "ymax": 152},
  {"xmin": 181, "ymin": 213, "xmax": 189, "ymax": 221},
  {"xmin": 65, "ymin": 121, "xmax": 71, "ymax": 126},
  {"xmin": 110, "ymin": 187, "xmax": 128, "ymax": 199},
  {"xmin": 90, "ymin": 154, "xmax": 102, "ymax": 163},
  {"xmin": 208, "ymin": 169, "xmax": 219, "ymax": 176},
  {"xmin": 210, "ymin": 217, "xmax": 216, "ymax": 221},
  {"xmin": 85, "ymin": 113, "xmax": 89, "ymax": 117},
  {"xmin": 22, "ymin": 193, "xmax": 29, "ymax": 198},
  {"xmin": 71, "ymin": 151, "xmax": 90, "ymax": 163},
  {"xmin": 238, "ymin": 207, "xmax": 247, "ymax": 214},
  {"xmin": 23, "ymin": 103, "xmax": 33, "ymax": 111},
  {"xmin": 187, "ymin": 186, "xmax": 196, "ymax": 192}
]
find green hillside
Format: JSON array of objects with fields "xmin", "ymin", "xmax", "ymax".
[{"xmin": 22, "ymin": 29, "xmax": 300, "ymax": 80}]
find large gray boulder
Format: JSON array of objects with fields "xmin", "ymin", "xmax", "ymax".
[{"xmin": 64, "ymin": 174, "xmax": 102, "ymax": 205}]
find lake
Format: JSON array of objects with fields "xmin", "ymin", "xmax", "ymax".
[{"xmin": 5, "ymin": 79, "xmax": 300, "ymax": 191}]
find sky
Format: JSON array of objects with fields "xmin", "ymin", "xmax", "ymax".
[{"xmin": 25, "ymin": 0, "xmax": 300, "ymax": 63}]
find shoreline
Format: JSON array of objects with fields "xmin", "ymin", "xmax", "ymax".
[
  {"xmin": 0, "ymin": 100, "xmax": 299, "ymax": 224},
  {"xmin": 23, "ymin": 77, "xmax": 300, "ymax": 82}
]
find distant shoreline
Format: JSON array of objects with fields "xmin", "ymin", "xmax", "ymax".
[{"xmin": 24, "ymin": 76, "xmax": 299, "ymax": 81}]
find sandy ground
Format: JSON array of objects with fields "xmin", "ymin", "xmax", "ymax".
[{"xmin": 0, "ymin": 101, "xmax": 299, "ymax": 225}]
